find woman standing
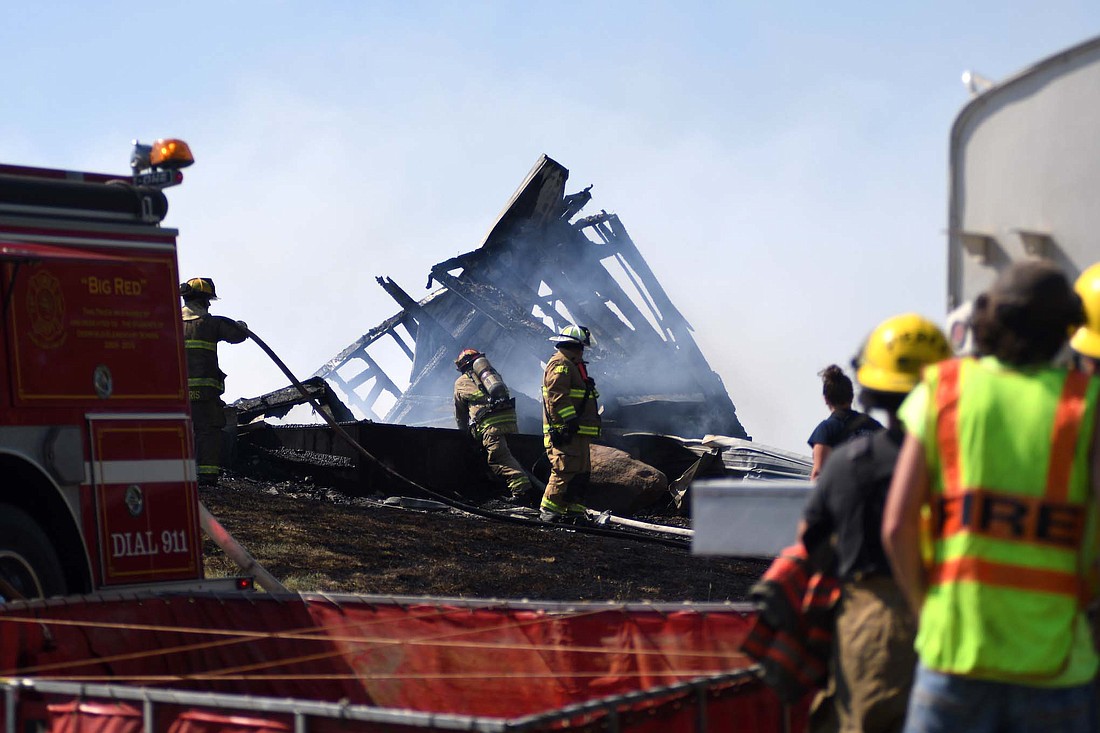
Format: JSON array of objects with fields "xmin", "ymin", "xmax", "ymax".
[{"xmin": 808, "ymin": 364, "xmax": 883, "ymax": 479}]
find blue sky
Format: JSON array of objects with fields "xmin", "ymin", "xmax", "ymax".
[{"xmin": 3, "ymin": 3, "xmax": 1098, "ymax": 452}]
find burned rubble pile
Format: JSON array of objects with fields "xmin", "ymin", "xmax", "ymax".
[
  {"xmin": 211, "ymin": 154, "xmax": 815, "ymax": 601},
  {"xmin": 313, "ymin": 154, "xmax": 747, "ymax": 438},
  {"xmin": 229, "ymin": 154, "xmax": 810, "ymax": 512}
]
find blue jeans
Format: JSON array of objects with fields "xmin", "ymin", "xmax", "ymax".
[{"xmin": 904, "ymin": 664, "xmax": 1097, "ymax": 733}]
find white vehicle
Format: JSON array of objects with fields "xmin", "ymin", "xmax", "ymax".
[{"xmin": 947, "ymin": 35, "xmax": 1100, "ymax": 351}]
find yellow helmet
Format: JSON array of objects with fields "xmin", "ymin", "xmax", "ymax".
[
  {"xmin": 1071, "ymin": 262, "xmax": 1100, "ymax": 359},
  {"xmin": 855, "ymin": 313, "xmax": 951, "ymax": 393},
  {"xmin": 180, "ymin": 277, "xmax": 217, "ymax": 300}
]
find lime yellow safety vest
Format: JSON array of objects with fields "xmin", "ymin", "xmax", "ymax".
[{"xmin": 917, "ymin": 357, "xmax": 1099, "ymax": 683}]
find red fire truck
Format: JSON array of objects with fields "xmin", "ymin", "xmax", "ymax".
[{"xmin": 0, "ymin": 140, "xmax": 235, "ymax": 599}]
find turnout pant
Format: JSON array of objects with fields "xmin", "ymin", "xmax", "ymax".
[
  {"xmin": 810, "ymin": 576, "xmax": 917, "ymax": 733},
  {"xmin": 480, "ymin": 429, "xmax": 531, "ymax": 496},
  {"xmin": 191, "ymin": 398, "xmax": 226, "ymax": 484},
  {"xmin": 542, "ymin": 435, "xmax": 592, "ymax": 507}
]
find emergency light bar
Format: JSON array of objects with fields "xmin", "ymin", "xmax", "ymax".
[{"xmin": 130, "ymin": 138, "xmax": 194, "ymax": 189}]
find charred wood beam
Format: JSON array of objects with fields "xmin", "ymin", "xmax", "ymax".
[
  {"xmin": 601, "ymin": 216, "xmax": 736, "ymax": 400},
  {"xmin": 572, "ymin": 218, "xmax": 673, "ymax": 336},
  {"xmin": 529, "ymin": 240, "xmax": 630, "ymax": 345},
  {"xmin": 526, "ymin": 221, "xmax": 670, "ymax": 352},
  {"xmin": 326, "ymin": 372, "xmax": 383, "ymax": 422},
  {"xmin": 428, "ymin": 269, "xmax": 553, "ymax": 349},
  {"xmin": 384, "ymin": 344, "xmax": 453, "ymax": 425},
  {"xmin": 389, "ymin": 329, "xmax": 414, "ymax": 360},
  {"xmin": 426, "ymin": 250, "xmax": 481, "ymax": 287},
  {"xmin": 609, "ymin": 250, "xmax": 673, "ymax": 340},
  {"xmin": 346, "ymin": 350, "xmax": 402, "ymax": 398},
  {"xmin": 536, "ymin": 250, "xmax": 666, "ymax": 355},
  {"xmin": 232, "ymin": 377, "xmax": 356, "ymax": 425},
  {"xmin": 560, "ymin": 185, "xmax": 592, "ymax": 222},
  {"xmin": 313, "ymin": 309, "xmax": 409, "ymax": 378},
  {"xmin": 315, "ymin": 324, "xmax": 407, "ymax": 418},
  {"xmin": 582, "ymin": 218, "xmax": 666, "ymax": 327},
  {"xmin": 596, "ymin": 215, "xmax": 693, "ymax": 335},
  {"xmin": 364, "ymin": 375, "xmax": 389, "ymax": 409},
  {"xmin": 324, "ymin": 372, "xmax": 380, "ymax": 422},
  {"xmin": 377, "ymin": 277, "xmax": 457, "ymax": 352}
]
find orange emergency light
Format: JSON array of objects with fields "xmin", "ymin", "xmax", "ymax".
[
  {"xmin": 149, "ymin": 139, "xmax": 194, "ymax": 169},
  {"xmin": 130, "ymin": 138, "xmax": 194, "ymax": 188}
]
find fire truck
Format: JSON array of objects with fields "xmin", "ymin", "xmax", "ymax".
[{"xmin": 0, "ymin": 140, "xmax": 235, "ymax": 599}]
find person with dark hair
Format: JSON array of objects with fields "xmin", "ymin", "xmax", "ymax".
[
  {"xmin": 883, "ymin": 260, "xmax": 1099, "ymax": 732},
  {"xmin": 808, "ymin": 364, "xmax": 883, "ymax": 479},
  {"xmin": 801, "ymin": 314, "xmax": 952, "ymax": 733},
  {"xmin": 180, "ymin": 277, "xmax": 248, "ymax": 487}
]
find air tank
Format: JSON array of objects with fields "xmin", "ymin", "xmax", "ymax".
[{"xmin": 471, "ymin": 355, "xmax": 509, "ymax": 402}]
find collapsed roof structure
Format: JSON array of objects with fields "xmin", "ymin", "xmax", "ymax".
[{"xmin": 314, "ymin": 155, "xmax": 748, "ymax": 441}]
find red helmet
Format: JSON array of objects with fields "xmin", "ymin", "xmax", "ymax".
[{"xmin": 454, "ymin": 348, "xmax": 482, "ymax": 372}]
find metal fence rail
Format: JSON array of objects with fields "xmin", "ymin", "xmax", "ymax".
[{"xmin": 2, "ymin": 668, "xmax": 777, "ymax": 733}]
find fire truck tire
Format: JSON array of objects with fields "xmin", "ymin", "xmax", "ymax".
[{"xmin": 0, "ymin": 505, "xmax": 67, "ymax": 600}]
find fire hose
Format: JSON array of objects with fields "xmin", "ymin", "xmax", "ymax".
[
  {"xmin": 241, "ymin": 328, "xmax": 693, "ymax": 550},
  {"xmin": 199, "ymin": 503, "xmax": 287, "ymax": 593},
  {"xmin": 593, "ymin": 512, "xmax": 694, "ymax": 538}
]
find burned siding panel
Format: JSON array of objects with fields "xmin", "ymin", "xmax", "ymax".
[{"xmin": 315, "ymin": 154, "xmax": 748, "ymax": 440}]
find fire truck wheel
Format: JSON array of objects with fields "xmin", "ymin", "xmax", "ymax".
[{"xmin": 0, "ymin": 504, "xmax": 66, "ymax": 600}]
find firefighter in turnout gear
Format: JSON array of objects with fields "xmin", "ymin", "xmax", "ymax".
[
  {"xmin": 540, "ymin": 325, "xmax": 600, "ymax": 523},
  {"xmin": 180, "ymin": 278, "xmax": 248, "ymax": 487},
  {"xmin": 453, "ymin": 349, "xmax": 533, "ymax": 502}
]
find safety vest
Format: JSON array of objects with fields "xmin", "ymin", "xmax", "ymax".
[{"xmin": 917, "ymin": 357, "xmax": 1099, "ymax": 682}]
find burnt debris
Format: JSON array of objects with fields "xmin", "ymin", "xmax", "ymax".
[
  {"xmin": 314, "ymin": 155, "xmax": 748, "ymax": 440},
  {"xmin": 231, "ymin": 376, "xmax": 354, "ymax": 426}
]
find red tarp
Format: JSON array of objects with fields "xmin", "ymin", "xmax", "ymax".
[{"xmin": 0, "ymin": 594, "xmax": 803, "ymax": 732}]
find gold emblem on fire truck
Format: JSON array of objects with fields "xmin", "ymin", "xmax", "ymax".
[{"xmin": 26, "ymin": 270, "xmax": 66, "ymax": 350}]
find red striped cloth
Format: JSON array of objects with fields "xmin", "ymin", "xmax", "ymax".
[{"xmin": 741, "ymin": 543, "xmax": 840, "ymax": 702}]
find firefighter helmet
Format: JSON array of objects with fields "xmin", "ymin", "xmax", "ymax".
[
  {"xmin": 454, "ymin": 348, "xmax": 482, "ymax": 372},
  {"xmin": 854, "ymin": 313, "xmax": 951, "ymax": 393},
  {"xmin": 180, "ymin": 277, "xmax": 218, "ymax": 300},
  {"xmin": 549, "ymin": 325, "xmax": 592, "ymax": 347},
  {"xmin": 1071, "ymin": 262, "xmax": 1100, "ymax": 359}
]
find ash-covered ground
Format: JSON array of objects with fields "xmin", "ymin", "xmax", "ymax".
[{"xmin": 200, "ymin": 467, "xmax": 769, "ymax": 603}]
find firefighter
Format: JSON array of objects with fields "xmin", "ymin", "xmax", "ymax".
[
  {"xmin": 540, "ymin": 325, "xmax": 600, "ymax": 523},
  {"xmin": 883, "ymin": 261, "xmax": 1098, "ymax": 731},
  {"xmin": 180, "ymin": 277, "xmax": 248, "ymax": 487},
  {"xmin": 453, "ymin": 348, "xmax": 533, "ymax": 502},
  {"xmin": 800, "ymin": 314, "xmax": 951, "ymax": 733},
  {"xmin": 1071, "ymin": 261, "xmax": 1100, "ymax": 374}
]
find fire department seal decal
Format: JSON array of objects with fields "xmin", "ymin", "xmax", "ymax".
[
  {"xmin": 26, "ymin": 270, "xmax": 66, "ymax": 350},
  {"xmin": 93, "ymin": 364, "xmax": 113, "ymax": 399}
]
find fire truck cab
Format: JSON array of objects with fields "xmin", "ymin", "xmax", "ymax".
[{"xmin": 0, "ymin": 141, "xmax": 219, "ymax": 599}]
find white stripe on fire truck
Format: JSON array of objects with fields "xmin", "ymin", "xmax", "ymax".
[
  {"xmin": 89, "ymin": 459, "xmax": 197, "ymax": 485},
  {"xmin": 2, "ymin": 232, "xmax": 176, "ymax": 251}
]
